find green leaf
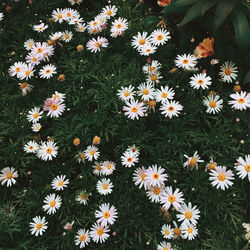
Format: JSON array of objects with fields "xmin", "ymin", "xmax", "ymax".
[
  {"xmin": 166, "ymin": 0, "xmax": 199, "ymax": 8},
  {"xmin": 231, "ymin": 7, "xmax": 250, "ymax": 52},
  {"xmin": 243, "ymin": 70, "xmax": 250, "ymax": 85},
  {"xmin": 162, "ymin": 6, "xmax": 190, "ymax": 16},
  {"xmin": 179, "ymin": 0, "xmax": 217, "ymax": 27},
  {"xmin": 214, "ymin": 0, "xmax": 239, "ymax": 30},
  {"xmin": 142, "ymin": 15, "xmax": 161, "ymax": 25}
]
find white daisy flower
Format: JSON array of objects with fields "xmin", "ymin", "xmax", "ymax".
[
  {"xmin": 160, "ymin": 100, "xmax": 183, "ymax": 118},
  {"xmin": 149, "ymin": 28, "xmax": 171, "ymax": 46},
  {"xmin": 176, "ymin": 202, "xmax": 200, "ymax": 225},
  {"xmin": 175, "ymin": 54, "xmax": 197, "ymax": 70},
  {"xmin": 86, "ymin": 36, "xmax": 109, "ymax": 53},
  {"xmin": 219, "ymin": 61, "xmax": 238, "ymax": 83},
  {"xmin": 235, "ymin": 155, "xmax": 250, "ymax": 181},
  {"xmin": 205, "ymin": 157, "xmax": 217, "ymax": 171},
  {"xmin": 52, "ymin": 8, "xmax": 66, "ymax": 23},
  {"xmin": 160, "ymin": 186, "xmax": 185, "ymax": 211},
  {"xmin": 228, "ymin": 91, "xmax": 250, "ymax": 110},
  {"xmin": 24, "ymin": 39, "xmax": 35, "ymax": 50},
  {"xmin": 42, "ymin": 193, "xmax": 62, "ymax": 215},
  {"xmin": 137, "ymin": 82, "xmax": 155, "ymax": 101},
  {"xmin": 25, "ymin": 52, "xmax": 41, "ymax": 66},
  {"xmin": 189, "ymin": 73, "xmax": 212, "ymax": 89},
  {"xmin": 49, "ymin": 32, "xmax": 62, "ymax": 41},
  {"xmin": 31, "ymin": 123, "xmax": 42, "ymax": 132},
  {"xmin": 52, "ymin": 91, "xmax": 65, "ymax": 102},
  {"xmin": 76, "ymin": 191, "xmax": 91, "ymax": 205},
  {"xmin": 131, "ymin": 32, "xmax": 150, "ymax": 51},
  {"xmin": 142, "ymin": 60, "xmax": 162, "ymax": 74},
  {"xmin": 123, "ymin": 100, "xmax": 146, "ymax": 120},
  {"xmin": 84, "ymin": 145, "xmax": 100, "ymax": 161},
  {"xmin": 37, "ymin": 140, "xmax": 58, "ymax": 161},
  {"xmin": 139, "ymin": 44, "xmax": 157, "ymax": 56},
  {"xmin": 19, "ymin": 82, "xmax": 34, "ymax": 96},
  {"xmin": 161, "ymin": 224, "xmax": 174, "ymax": 240},
  {"xmin": 33, "ymin": 23, "xmax": 48, "ymax": 32},
  {"xmin": 110, "ymin": 17, "xmax": 128, "ymax": 37},
  {"xmin": 23, "ymin": 140, "xmax": 39, "ymax": 153},
  {"xmin": 68, "ymin": 17, "xmax": 84, "ymax": 25},
  {"xmin": 146, "ymin": 72, "xmax": 163, "ymax": 85},
  {"xmin": 0, "ymin": 13, "xmax": 4, "ymax": 22},
  {"xmin": 18, "ymin": 63, "xmax": 35, "ymax": 80},
  {"xmin": 155, "ymin": 86, "xmax": 175, "ymax": 103},
  {"xmin": 132, "ymin": 166, "xmax": 148, "ymax": 190},
  {"xmin": 102, "ymin": 161, "xmax": 116, "ymax": 175},
  {"xmin": 183, "ymin": 151, "xmax": 204, "ymax": 170},
  {"xmin": 39, "ymin": 64, "xmax": 57, "ymax": 79},
  {"xmin": 181, "ymin": 222, "xmax": 198, "ymax": 240},
  {"xmin": 145, "ymin": 165, "xmax": 168, "ymax": 187},
  {"xmin": 75, "ymin": 229, "xmax": 91, "ymax": 248},
  {"xmin": 27, "ymin": 107, "xmax": 43, "ymax": 123},
  {"xmin": 75, "ymin": 23, "xmax": 87, "ymax": 32},
  {"xmin": 43, "ymin": 98, "xmax": 66, "ymax": 118},
  {"xmin": 126, "ymin": 144, "xmax": 140, "ymax": 156},
  {"xmin": 8, "ymin": 61, "xmax": 26, "ymax": 77},
  {"xmin": 0, "ymin": 167, "xmax": 18, "ymax": 187},
  {"xmin": 95, "ymin": 203, "xmax": 118, "ymax": 227},
  {"xmin": 30, "ymin": 216, "xmax": 48, "ymax": 237},
  {"xmin": 209, "ymin": 166, "xmax": 235, "ymax": 190},
  {"xmin": 101, "ymin": 5, "xmax": 118, "ymax": 19},
  {"xmin": 75, "ymin": 151, "xmax": 86, "ymax": 163},
  {"xmin": 61, "ymin": 30, "xmax": 73, "ymax": 42},
  {"xmin": 51, "ymin": 175, "xmax": 69, "ymax": 191},
  {"xmin": 203, "ymin": 94, "xmax": 223, "ymax": 114},
  {"xmin": 146, "ymin": 185, "xmax": 165, "ymax": 203},
  {"xmin": 90, "ymin": 223, "xmax": 110, "ymax": 243},
  {"xmin": 96, "ymin": 178, "xmax": 113, "ymax": 195},
  {"xmin": 121, "ymin": 151, "xmax": 139, "ymax": 168},
  {"xmin": 117, "ymin": 85, "xmax": 136, "ymax": 102},
  {"xmin": 157, "ymin": 241, "xmax": 173, "ymax": 250},
  {"xmin": 92, "ymin": 162, "xmax": 103, "ymax": 176}
]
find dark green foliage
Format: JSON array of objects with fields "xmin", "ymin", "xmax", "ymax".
[{"xmin": 0, "ymin": 0, "xmax": 249, "ymax": 249}]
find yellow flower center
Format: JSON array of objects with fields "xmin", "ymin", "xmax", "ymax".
[
  {"xmin": 6, "ymin": 173, "xmax": 13, "ymax": 179},
  {"xmin": 182, "ymin": 59, "xmax": 189, "ymax": 64},
  {"xmin": 93, "ymin": 21, "xmax": 98, "ymax": 26},
  {"xmin": 245, "ymin": 164, "xmax": 250, "ymax": 172},
  {"xmin": 142, "ymin": 89, "xmax": 149, "ymax": 95},
  {"xmin": 209, "ymin": 101, "xmax": 216, "ymax": 108},
  {"xmin": 46, "ymin": 148, "xmax": 52, "ymax": 154},
  {"xmin": 198, "ymin": 80, "xmax": 204, "ymax": 85},
  {"xmin": 153, "ymin": 173, "xmax": 159, "ymax": 180},
  {"xmin": 80, "ymin": 234, "xmax": 86, "ymax": 242},
  {"xmin": 32, "ymin": 57, "xmax": 37, "ymax": 61},
  {"xmin": 189, "ymin": 157, "xmax": 197, "ymax": 167},
  {"xmin": 46, "ymin": 69, "xmax": 51, "ymax": 74},
  {"xmin": 57, "ymin": 14, "xmax": 62, "ymax": 19},
  {"xmin": 165, "ymin": 229, "xmax": 170, "ymax": 235},
  {"xmin": 16, "ymin": 67, "xmax": 21, "ymax": 72},
  {"xmin": 29, "ymin": 146, "xmax": 34, "ymax": 150},
  {"xmin": 97, "ymin": 165, "xmax": 102, "ymax": 171},
  {"xmin": 117, "ymin": 24, "xmax": 122, "ymax": 29},
  {"xmin": 149, "ymin": 66, "xmax": 155, "ymax": 72},
  {"xmin": 29, "ymin": 43, "xmax": 33, "ymax": 48},
  {"xmin": 65, "ymin": 35, "xmax": 70, "ymax": 39},
  {"xmin": 25, "ymin": 70, "xmax": 31, "ymax": 76},
  {"xmin": 237, "ymin": 98, "xmax": 245, "ymax": 104},
  {"xmin": 174, "ymin": 227, "xmax": 181, "ymax": 235},
  {"xmin": 94, "ymin": 42, "xmax": 100, "ymax": 47},
  {"xmin": 80, "ymin": 194, "xmax": 87, "ymax": 200},
  {"xmin": 51, "ymin": 104, "xmax": 58, "ymax": 110},
  {"xmin": 33, "ymin": 113, "xmax": 39, "ymax": 118},
  {"xmin": 127, "ymin": 157, "xmax": 132, "ymax": 162},
  {"xmin": 103, "ymin": 211, "xmax": 110, "ymax": 219},
  {"xmin": 80, "ymin": 153, "xmax": 85, "ymax": 159},
  {"xmin": 168, "ymin": 195, "xmax": 176, "ymax": 203},
  {"xmin": 141, "ymin": 173, "xmax": 146, "ymax": 181},
  {"xmin": 58, "ymin": 181, "xmax": 63, "ymax": 186},
  {"xmin": 97, "ymin": 228, "xmax": 104, "ymax": 236},
  {"xmin": 148, "ymin": 100, "xmax": 156, "ymax": 107},
  {"xmin": 157, "ymin": 34, "xmax": 163, "ymax": 40},
  {"xmin": 185, "ymin": 211, "xmax": 192, "ymax": 219},
  {"xmin": 153, "ymin": 187, "xmax": 161, "ymax": 195},
  {"xmin": 151, "ymin": 75, "xmax": 157, "ymax": 81},
  {"xmin": 107, "ymin": 164, "xmax": 112, "ymax": 170},
  {"xmin": 139, "ymin": 39, "xmax": 145, "ymax": 45},
  {"xmin": 124, "ymin": 91, "xmax": 130, "ymax": 97},
  {"xmin": 224, "ymin": 68, "xmax": 231, "ymax": 75},
  {"xmin": 37, "ymin": 48, "xmax": 43, "ymax": 53},
  {"xmin": 131, "ymin": 107, "xmax": 138, "ymax": 113},
  {"xmin": 209, "ymin": 163, "xmax": 216, "ymax": 170},
  {"xmin": 187, "ymin": 227, "xmax": 193, "ymax": 234},
  {"xmin": 89, "ymin": 150, "xmax": 95, "ymax": 156},
  {"xmin": 73, "ymin": 138, "xmax": 80, "ymax": 145},
  {"xmin": 106, "ymin": 10, "xmax": 112, "ymax": 16},
  {"xmin": 102, "ymin": 183, "xmax": 108, "ymax": 190},
  {"xmin": 35, "ymin": 125, "xmax": 40, "ymax": 130},
  {"xmin": 161, "ymin": 92, "xmax": 167, "ymax": 98},
  {"xmin": 168, "ymin": 106, "xmax": 174, "ymax": 111},
  {"xmin": 163, "ymin": 247, "xmax": 169, "ymax": 250},
  {"xmin": 50, "ymin": 200, "xmax": 56, "ymax": 207},
  {"xmin": 36, "ymin": 223, "xmax": 43, "ymax": 230},
  {"xmin": 218, "ymin": 173, "xmax": 226, "ymax": 181}
]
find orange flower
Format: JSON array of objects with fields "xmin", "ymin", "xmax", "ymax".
[
  {"xmin": 194, "ymin": 38, "xmax": 215, "ymax": 58},
  {"xmin": 157, "ymin": 0, "xmax": 172, "ymax": 7}
]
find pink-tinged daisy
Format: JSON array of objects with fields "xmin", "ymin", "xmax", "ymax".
[
  {"xmin": 123, "ymin": 100, "xmax": 146, "ymax": 120},
  {"xmin": 84, "ymin": 145, "xmax": 100, "ymax": 161},
  {"xmin": 19, "ymin": 82, "xmax": 33, "ymax": 96},
  {"xmin": 96, "ymin": 178, "xmax": 113, "ymax": 195},
  {"xmin": 209, "ymin": 166, "xmax": 234, "ymax": 190},
  {"xmin": 160, "ymin": 100, "xmax": 183, "ymax": 118},
  {"xmin": 189, "ymin": 73, "xmax": 212, "ymax": 90},
  {"xmin": 175, "ymin": 54, "xmax": 197, "ymax": 70},
  {"xmin": 219, "ymin": 61, "xmax": 238, "ymax": 83},
  {"xmin": 101, "ymin": 5, "xmax": 118, "ymax": 19},
  {"xmin": 8, "ymin": 61, "xmax": 26, "ymax": 77},
  {"xmin": 39, "ymin": 64, "xmax": 57, "ymax": 79},
  {"xmin": 180, "ymin": 222, "xmax": 198, "ymax": 240},
  {"xmin": 42, "ymin": 193, "xmax": 62, "ymax": 215},
  {"xmin": 117, "ymin": 85, "xmax": 136, "ymax": 102},
  {"xmin": 37, "ymin": 140, "xmax": 58, "ymax": 161},
  {"xmin": 235, "ymin": 155, "xmax": 250, "ymax": 181},
  {"xmin": 90, "ymin": 223, "xmax": 110, "ymax": 243},
  {"xmin": 149, "ymin": 28, "xmax": 171, "ymax": 46},
  {"xmin": 155, "ymin": 86, "xmax": 175, "ymax": 103},
  {"xmin": 33, "ymin": 22, "xmax": 48, "ymax": 32},
  {"xmin": 176, "ymin": 202, "xmax": 200, "ymax": 225},
  {"xmin": 101, "ymin": 161, "xmax": 116, "ymax": 175},
  {"xmin": 203, "ymin": 94, "xmax": 223, "ymax": 114},
  {"xmin": 52, "ymin": 8, "xmax": 66, "ymax": 23},
  {"xmin": 161, "ymin": 224, "xmax": 174, "ymax": 240},
  {"xmin": 160, "ymin": 186, "xmax": 185, "ymax": 211},
  {"xmin": 43, "ymin": 98, "xmax": 65, "ymax": 118},
  {"xmin": 95, "ymin": 203, "xmax": 118, "ymax": 227},
  {"xmin": 25, "ymin": 51, "xmax": 41, "ymax": 66},
  {"xmin": 23, "ymin": 140, "xmax": 39, "ymax": 153},
  {"xmin": 146, "ymin": 184, "xmax": 165, "ymax": 203},
  {"xmin": 0, "ymin": 167, "xmax": 18, "ymax": 187},
  {"xmin": 228, "ymin": 91, "xmax": 250, "ymax": 110},
  {"xmin": 18, "ymin": 64, "xmax": 35, "ymax": 80},
  {"xmin": 27, "ymin": 107, "xmax": 43, "ymax": 123},
  {"xmin": 75, "ymin": 229, "xmax": 91, "ymax": 248},
  {"xmin": 30, "ymin": 216, "xmax": 48, "ymax": 237},
  {"xmin": 157, "ymin": 241, "xmax": 173, "ymax": 250},
  {"xmin": 51, "ymin": 175, "xmax": 69, "ymax": 191},
  {"xmin": 86, "ymin": 37, "xmax": 108, "ymax": 53},
  {"xmin": 145, "ymin": 165, "xmax": 168, "ymax": 187},
  {"xmin": 183, "ymin": 151, "xmax": 204, "ymax": 170},
  {"xmin": 121, "ymin": 151, "xmax": 139, "ymax": 168},
  {"xmin": 132, "ymin": 166, "xmax": 148, "ymax": 190}
]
